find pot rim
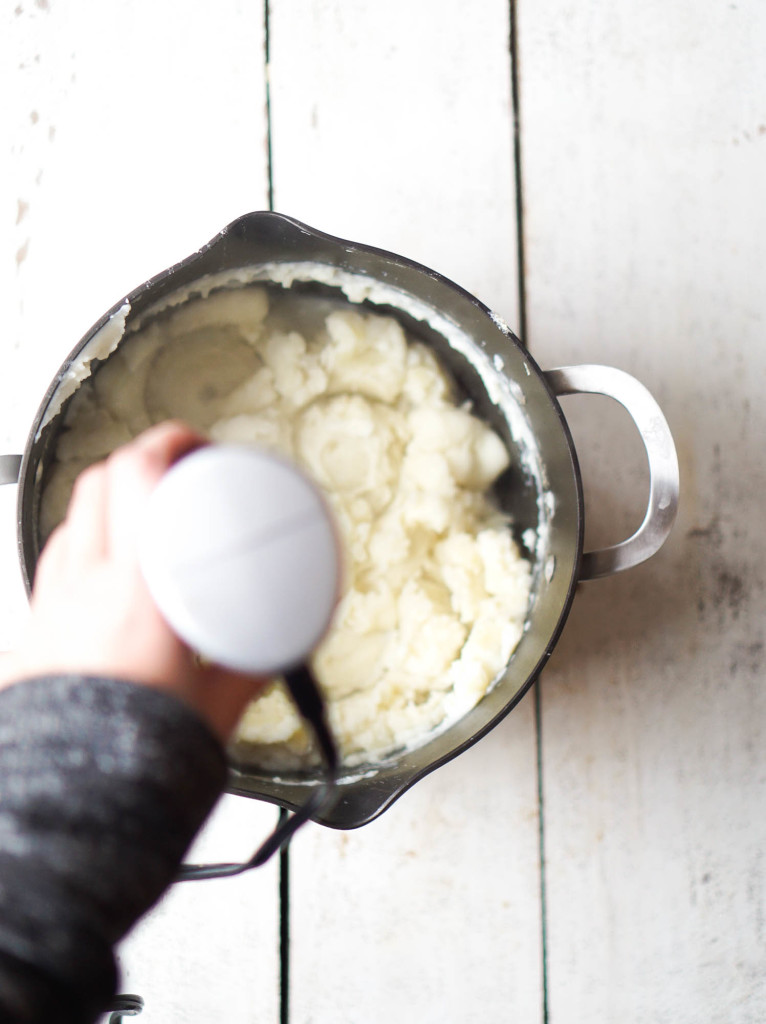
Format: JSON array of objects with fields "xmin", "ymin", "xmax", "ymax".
[{"xmin": 14, "ymin": 211, "xmax": 586, "ymax": 828}]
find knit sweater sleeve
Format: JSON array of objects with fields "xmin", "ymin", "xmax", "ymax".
[{"xmin": 0, "ymin": 675, "xmax": 228, "ymax": 1023}]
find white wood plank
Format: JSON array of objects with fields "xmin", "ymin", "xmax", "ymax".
[
  {"xmin": 289, "ymin": 707, "xmax": 542, "ymax": 1024},
  {"xmin": 268, "ymin": 0, "xmax": 520, "ymax": 324},
  {"xmin": 519, "ymin": 1, "xmax": 766, "ymax": 1020},
  {"xmin": 2, "ymin": 5, "xmax": 281, "ymax": 1022},
  {"xmin": 268, "ymin": 2, "xmax": 543, "ymax": 1021},
  {"xmin": 1, "ymin": 0, "xmax": 271, "ymax": 461},
  {"xmin": 113, "ymin": 795, "xmax": 281, "ymax": 1024}
]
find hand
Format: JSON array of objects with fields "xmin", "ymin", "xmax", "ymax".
[{"xmin": 0, "ymin": 422, "xmax": 267, "ymax": 741}]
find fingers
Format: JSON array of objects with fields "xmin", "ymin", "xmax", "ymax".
[
  {"xmin": 33, "ymin": 421, "xmax": 207, "ymax": 603},
  {"xmin": 40, "ymin": 421, "xmax": 206, "ymax": 568},
  {"xmin": 32, "ymin": 465, "xmax": 109, "ymax": 598},
  {"xmin": 130, "ymin": 421, "xmax": 209, "ymax": 483},
  {"xmin": 104, "ymin": 422, "xmax": 207, "ymax": 558},
  {"xmin": 61, "ymin": 462, "xmax": 110, "ymax": 562}
]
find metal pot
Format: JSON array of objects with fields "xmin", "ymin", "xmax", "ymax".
[{"xmin": 0, "ymin": 211, "xmax": 679, "ymax": 828}]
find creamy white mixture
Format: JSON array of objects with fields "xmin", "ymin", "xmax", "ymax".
[{"xmin": 41, "ymin": 286, "xmax": 532, "ymax": 767}]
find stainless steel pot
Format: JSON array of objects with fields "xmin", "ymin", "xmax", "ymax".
[{"xmin": 0, "ymin": 211, "xmax": 679, "ymax": 828}]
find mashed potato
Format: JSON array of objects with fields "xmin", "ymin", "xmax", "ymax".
[{"xmin": 41, "ymin": 286, "xmax": 532, "ymax": 766}]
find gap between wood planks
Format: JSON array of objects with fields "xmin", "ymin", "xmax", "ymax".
[
  {"xmin": 509, "ymin": 2, "xmax": 550, "ymax": 1022},
  {"xmin": 265, "ymin": 1, "xmax": 550, "ymax": 1018},
  {"xmin": 263, "ymin": 5, "xmax": 290, "ymax": 1023}
]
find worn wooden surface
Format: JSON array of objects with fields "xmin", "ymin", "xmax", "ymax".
[
  {"xmin": 522, "ymin": 3, "xmax": 766, "ymax": 1020},
  {"xmin": 2, "ymin": 1, "xmax": 765, "ymax": 1022}
]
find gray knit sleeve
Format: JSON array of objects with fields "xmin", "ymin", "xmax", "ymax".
[{"xmin": 0, "ymin": 675, "xmax": 227, "ymax": 1023}]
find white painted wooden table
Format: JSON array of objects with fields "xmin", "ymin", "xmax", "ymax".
[{"xmin": 2, "ymin": 2, "xmax": 765, "ymax": 1021}]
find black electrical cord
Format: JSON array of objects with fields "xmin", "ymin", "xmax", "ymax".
[
  {"xmin": 176, "ymin": 665, "xmax": 338, "ymax": 882},
  {"xmin": 107, "ymin": 670, "xmax": 337, "ymax": 1016}
]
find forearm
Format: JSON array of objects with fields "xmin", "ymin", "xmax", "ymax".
[{"xmin": 0, "ymin": 675, "xmax": 227, "ymax": 1023}]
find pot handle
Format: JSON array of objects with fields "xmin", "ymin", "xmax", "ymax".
[
  {"xmin": 543, "ymin": 365, "xmax": 679, "ymax": 581},
  {"xmin": 0, "ymin": 456, "xmax": 21, "ymax": 486}
]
